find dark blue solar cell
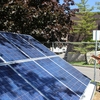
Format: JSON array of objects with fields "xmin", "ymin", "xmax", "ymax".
[
  {"xmin": 51, "ymin": 57, "xmax": 91, "ymax": 85},
  {"xmin": 19, "ymin": 34, "xmax": 55, "ymax": 56},
  {"xmin": 0, "ymin": 94, "xmax": 12, "ymax": 100},
  {"xmin": 0, "ymin": 58, "xmax": 3, "ymax": 62},
  {"xmin": 0, "ymin": 65, "xmax": 46, "ymax": 100},
  {"xmin": 0, "ymin": 34, "xmax": 28, "ymax": 61},
  {"xmin": 11, "ymin": 61, "xmax": 79, "ymax": 100},
  {"xmin": 1, "ymin": 32, "xmax": 45, "ymax": 58},
  {"xmin": 36, "ymin": 58, "xmax": 89, "ymax": 96}
]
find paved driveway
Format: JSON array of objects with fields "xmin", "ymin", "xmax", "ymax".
[{"xmin": 74, "ymin": 66, "xmax": 100, "ymax": 82}]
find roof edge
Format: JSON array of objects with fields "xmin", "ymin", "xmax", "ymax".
[{"xmin": 80, "ymin": 82, "xmax": 96, "ymax": 100}]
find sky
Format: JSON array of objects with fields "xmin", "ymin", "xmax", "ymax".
[{"xmin": 60, "ymin": 0, "xmax": 100, "ymax": 12}]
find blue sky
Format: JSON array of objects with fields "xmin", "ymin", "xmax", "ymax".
[{"xmin": 60, "ymin": 0, "xmax": 100, "ymax": 12}]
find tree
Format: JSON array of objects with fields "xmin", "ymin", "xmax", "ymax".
[
  {"xmin": 72, "ymin": 0, "xmax": 97, "ymax": 42},
  {"xmin": 95, "ymin": 2, "xmax": 100, "ymax": 10},
  {"xmin": 0, "ymin": 0, "xmax": 77, "ymax": 42},
  {"xmin": 65, "ymin": 0, "xmax": 97, "ymax": 63}
]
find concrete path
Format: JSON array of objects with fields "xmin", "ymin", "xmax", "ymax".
[{"xmin": 74, "ymin": 66, "xmax": 100, "ymax": 82}]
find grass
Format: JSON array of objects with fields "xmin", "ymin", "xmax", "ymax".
[{"xmin": 70, "ymin": 61, "xmax": 100, "ymax": 68}]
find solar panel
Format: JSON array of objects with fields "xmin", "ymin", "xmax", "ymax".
[
  {"xmin": 0, "ymin": 65, "xmax": 47, "ymax": 100},
  {"xmin": 0, "ymin": 32, "xmax": 45, "ymax": 58},
  {"xmin": 51, "ymin": 57, "xmax": 90, "ymax": 85},
  {"xmin": 11, "ymin": 61, "xmax": 79, "ymax": 100},
  {"xmin": 0, "ymin": 31, "xmax": 93, "ymax": 100},
  {"xmin": 36, "ymin": 58, "xmax": 87, "ymax": 96},
  {"xmin": 0, "ymin": 33, "xmax": 28, "ymax": 61},
  {"xmin": 19, "ymin": 34, "xmax": 55, "ymax": 56}
]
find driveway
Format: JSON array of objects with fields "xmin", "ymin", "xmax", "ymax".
[{"xmin": 74, "ymin": 66, "xmax": 100, "ymax": 82}]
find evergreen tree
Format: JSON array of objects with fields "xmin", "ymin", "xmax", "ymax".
[
  {"xmin": 95, "ymin": 2, "xmax": 100, "ymax": 10},
  {"xmin": 67, "ymin": 0, "xmax": 97, "ymax": 63},
  {"xmin": 72, "ymin": 0, "xmax": 97, "ymax": 42},
  {"xmin": 95, "ymin": 2, "xmax": 100, "ymax": 30}
]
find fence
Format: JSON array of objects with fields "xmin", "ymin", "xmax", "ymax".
[{"xmin": 43, "ymin": 42, "xmax": 100, "ymax": 64}]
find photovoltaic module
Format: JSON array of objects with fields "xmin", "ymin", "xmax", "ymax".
[{"xmin": 0, "ymin": 31, "xmax": 92, "ymax": 100}]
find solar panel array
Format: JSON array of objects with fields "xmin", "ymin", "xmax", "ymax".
[{"xmin": 0, "ymin": 31, "xmax": 91, "ymax": 100}]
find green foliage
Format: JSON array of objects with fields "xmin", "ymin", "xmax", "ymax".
[
  {"xmin": 95, "ymin": 2, "xmax": 100, "ymax": 10},
  {"xmin": 72, "ymin": 0, "xmax": 97, "ymax": 42},
  {"xmin": 72, "ymin": 0, "xmax": 97, "ymax": 63},
  {"xmin": 74, "ymin": 43, "xmax": 95, "ymax": 54},
  {"xmin": 76, "ymin": 0, "xmax": 94, "ymax": 12}
]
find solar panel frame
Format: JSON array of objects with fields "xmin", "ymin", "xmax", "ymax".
[{"xmin": 0, "ymin": 31, "xmax": 92, "ymax": 100}]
